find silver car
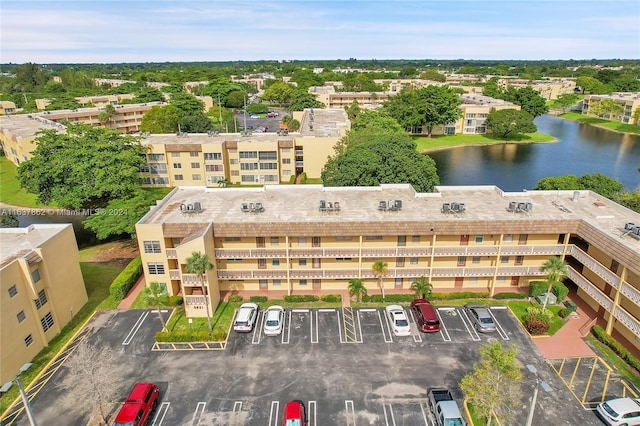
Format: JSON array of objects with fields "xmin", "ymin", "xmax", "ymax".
[
  {"xmin": 233, "ymin": 303, "xmax": 259, "ymax": 332},
  {"xmin": 263, "ymin": 305, "xmax": 285, "ymax": 336},
  {"xmin": 464, "ymin": 303, "xmax": 496, "ymax": 333}
]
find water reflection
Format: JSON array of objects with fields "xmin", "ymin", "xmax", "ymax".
[{"xmin": 430, "ymin": 115, "xmax": 640, "ymax": 191}]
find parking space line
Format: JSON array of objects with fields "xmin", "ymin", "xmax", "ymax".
[
  {"xmin": 488, "ymin": 308, "xmax": 510, "ymax": 340},
  {"xmin": 436, "ymin": 309, "xmax": 452, "ymax": 342},
  {"xmin": 459, "ymin": 308, "xmax": 481, "ymax": 341},
  {"xmin": 345, "ymin": 400, "xmax": 356, "ymax": 426},
  {"xmin": 408, "ymin": 309, "xmax": 423, "ymax": 342},
  {"xmin": 192, "ymin": 402, "xmax": 206, "ymax": 425},
  {"xmin": 269, "ymin": 401, "xmax": 279, "ymax": 426},
  {"xmin": 337, "ymin": 310, "xmax": 345, "ymax": 343},
  {"xmin": 292, "ymin": 309, "xmax": 309, "ymax": 313},
  {"xmin": 151, "ymin": 401, "xmax": 170, "ymax": 426},
  {"xmin": 252, "ymin": 311, "xmax": 264, "ymax": 345},
  {"xmin": 122, "ymin": 311, "xmax": 149, "ymax": 345},
  {"xmin": 283, "ymin": 310, "xmax": 291, "ymax": 344},
  {"xmin": 378, "ymin": 309, "xmax": 394, "ymax": 343},
  {"xmin": 233, "ymin": 401, "xmax": 243, "ymax": 412},
  {"xmin": 383, "ymin": 403, "xmax": 396, "ymax": 426},
  {"xmin": 308, "ymin": 401, "xmax": 316, "ymax": 426},
  {"xmin": 311, "ymin": 310, "xmax": 318, "ymax": 344},
  {"xmin": 418, "ymin": 399, "xmax": 431, "ymax": 426},
  {"xmin": 318, "ymin": 308, "xmax": 335, "ymax": 312}
]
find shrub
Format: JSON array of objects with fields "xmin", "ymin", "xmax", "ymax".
[
  {"xmin": 558, "ymin": 308, "xmax": 573, "ymax": 318},
  {"xmin": 592, "ymin": 325, "xmax": 640, "ymax": 374},
  {"xmin": 289, "ymin": 175, "xmax": 296, "ymax": 184},
  {"xmin": 564, "ymin": 300, "xmax": 578, "ymax": 312},
  {"xmin": 525, "ymin": 307, "xmax": 554, "ymax": 320},
  {"xmin": 321, "ymin": 294, "xmax": 342, "ymax": 303},
  {"xmin": 228, "ymin": 295, "xmax": 243, "ymax": 303},
  {"xmin": 525, "ymin": 318, "xmax": 550, "ymax": 335},
  {"xmin": 283, "ymin": 295, "xmax": 319, "ymax": 303},
  {"xmin": 168, "ymin": 296, "xmax": 183, "ymax": 306},
  {"xmin": 552, "ymin": 282, "xmax": 569, "ymax": 302},
  {"xmin": 249, "ymin": 295, "xmax": 268, "ymax": 303},
  {"xmin": 155, "ymin": 330, "xmax": 227, "ymax": 342},
  {"xmin": 109, "ymin": 256, "xmax": 142, "ymax": 300},
  {"xmin": 529, "ymin": 281, "xmax": 547, "ymax": 297},
  {"xmin": 493, "ymin": 292, "xmax": 528, "ymax": 300},
  {"xmin": 430, "ymin": 292, "xmax": 490, "ymax": 300},
  {"xmin": 246, "ymin": 103, "xmax": 268, "ymax": 114}
]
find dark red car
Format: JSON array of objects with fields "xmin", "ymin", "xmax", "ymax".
[
  {"xmin": 411, "ymin": 299, "xmax": 441, "ymax": 333},
  {"xmin": 114, "ymin": 382, "xmax": 159, "ymax": 426},
  {"xmin": 281, "ymin": 400, "xmax": 307, "ymax": 426}
]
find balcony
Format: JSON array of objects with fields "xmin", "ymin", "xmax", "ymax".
[
  {"xmin": 432, "ymin": 246, "xmax": 500, "ymax": 256},
  {"xmin": 182, "ymin": 274, "xmax": 201, "ymax": 284},
  {"xmin": 289, "ymin": 248, "xmax": 360, "ymax": 258},
  {"xmin": 166, "ymin": 249, "xmax": 177, "ymax": 259},
  {"xmin": 169, "ymin": 269, "xmax": 181, "ymax": 280},
  {"xmin": 566, "ymin": 267, "xmax": 613, "ymax": 312},
  {"xmin": 184, "ymin": 295, "xmax": 207, "ymax": 306},
  {"xmin": 215, "ymin": 248, "xmax": 288, "ymax": 258},
  {"xmin": 499, "ymin": 245, "xmax": 564, "ymax": 256},
  {"xmin": 567, "ymin": 245, "xmax": 620, "ymax": 288}
]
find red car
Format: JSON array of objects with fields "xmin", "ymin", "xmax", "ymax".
[
  {"xmin": 113, "ymin": 382, "xmax": 159, "ymax": 426},
  {"xmin": 411, "ymin": 299, "xmax": 441, "ymax": 333},
  {"xmin": 281, "ymin": 400, "xmax": 307, "ymax": 426}
]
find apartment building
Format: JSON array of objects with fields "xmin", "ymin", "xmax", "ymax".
[
  {"xmin": 135, "ymin": 184, "xmax": 640, "ymax": 352},
  {"xmin": 497, "ymin": 78, "xmax": 577, "ymax": 100},
  {"xmin": 0, "ymin": 114, "xmax": 65, "ymax": 165},
  {"xmin": 35, "ymin": 94, "xmax": 136, "ymax": 111},
  {"xmin": 0, "ymin": 101, "xmax": 17, "ymax": 115},
  {"xmin": 582, "ymin": 92, "xmax": 640, "ymax": 124},
  {"xmin": 0, "ymin": 224, "xmax": 87, "ymax": 385}
]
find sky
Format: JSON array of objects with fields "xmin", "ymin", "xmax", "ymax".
[{"xmin": 1, "ymin": 0, "xmax": 639, "ymax": 64}]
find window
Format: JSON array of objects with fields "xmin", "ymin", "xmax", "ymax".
[
  {"xmin": 143, "ymin": 241, "xmax": 161, "ymax": 253},
  {"xmin": 299, "ymin": 259, "xmax": 307, "ymax": 266},
  {"xmin": 224, "ymin": 237, "xmax": 241, "ymax": 241},
  {"xmin": 150, "ymin": 164, "xmax": 167, "ymax": 174},
  {"xmin": 148, "ymin": 263, "xmax": 165, "ymax": 274},
  {"xmin": 410, "ymin": 257, "xmax": 419, "ymax": 265},
  {"xmin": 259, "ymin": 151, "xmax": 277, "ymax": 160},
  {"xmin": 41, "ymin": 312, "xmax": 54, "ymax": 332},
  {"xmin": 611, "ymin": 259, "xmax": 620, "ymax": 273},
  {"xmin": 34, "ymin": 289, "xmax": 47, "ymax": 309},
  {"xmin": 273, "ymin": 279, "xmax": 281, "ymax": 287},
  {"xmin": 396, "ymin": 257, "xmax": 405, "ymax": 267},
  {"xmin": 191, "ymin": 162, "xmax": 201, "ymax": 168},
  {"xmin": 504, "ymin": 234, "xmax": 513, "ymax": 243},
  {"xmin": 282, "ymin": 158, "xmax": 291, "ymax": 164},
  {"xmin": 366, "ymin": 236, "xmax": 383, "ymax": 241},
  {"xmin": 501, "ymin": 256, "xmax": 510, "ymax": 264},
  {"xmin": 148, "ymin": 154, "xmax": 165, "ymax": 161},
  {"xmin": 241, "ymin": 163, "xmax": 258, "ymax": 170},
  {"xmin": 174, "ymin": 175, "xmax": 183, "ymax": 181},
  {"xmin": 25, "ymin": 334, "xmax": 33, "ymax": 347},
  {"xmin": 457, "ymin": 256, "xmax": 466, "ymax": 266},
  {"xmin": 258, "ymin": 259, "xmax": 266, "ymax": 269},
  {"xmin": 259, "ymin": 162, "xmax": 278, "ymax": 170},
  {"xmin": 271, "ymin": 237, "xmax": 279, "ymax": 245},
  {"xmin": 241, "ymin": 175, "xmax": 257, "ymax": 182},
  {"xmin": 335, "ymin": 236, "xmax": 352, "ymax": 241},
  {"xmin": 282, "ymin": 148, "xmax": 291, "ymax": 154},
  {"xmin": 205, "ymin": 164, "xmax": 224, "ymax": 172},
  {"xmin": 171, "ymin": 152, "xmax": 181, "ymax": 158},
  {"xmin": 299, "ymin": 279, "xmax": 308, "ymax": 286},
  {"xmin": 472, "ymin": 256, "xmax": 481, "ymax": 264},
  {"xmin": 8, "ymin": 285, "xmax": 17, "ymax": 298},
  {"xmin": 515, "ymin": 256, "xmax": 524, "ymax": 266},
  {"xmin": 17, "ymin": 310, "xmax": 26, "ymax": 323},
  {"xmin": 475, "ymin": 235, "xmax": 484, "ymax": 244},
  {"xmin": 190, "ymin": 152, "xmax": 199, "ymax": 157},
  {"xmin": 239, "ymin": 151, "xmax": 258, "ymax": 159},
  {"xmin": 412, "ymin": 235, "xmax": 420, "ymax": 244},
  {"xmin": 230, "ymin": 159, "xmax": 238, "ymax": 165},
  {"xmin": 256, "ymin": 237, "xmax": 265, "ymax": 248},
  {"xmin": 259, "ymin": 279, "xmax": 268, "ymax": 289},
  {"xmin": 312, "ymin": 237, "xmax": 321, "ymax": 247},
  {"xmin": 298, "ymin": 237, "xmax": 306, "ymax": 246},
  {"xmin": 395, "ymin": 278, "xmax": 403, "ymax": 288},
  {"xmin": 31, "ymin": 268, "xmax": 41, "ymax": 283},
  {"xmin": 313, "ymin": 258, "xmax": 321, "ymax": 268},
  {"xmin": 272, "ymin": 259, "xmax": 280, "ymax": 266},
  {"xmin": 398, "ymin": 236, "xmax": 406, "ymax": 246},
  {"xmin": 204, "ymin": 153, "xmax": 222, "ymax": 160},
  {"xmin": 518, "ymin": 234, "xmax": 528, "ymax": 245},
  {"xmin": 192, "ymin": 174, "xmax": 202, "ymax": 180},
  {"xmin": 173, "ymin": 163, "xmax": 182, "ymax": 169}
]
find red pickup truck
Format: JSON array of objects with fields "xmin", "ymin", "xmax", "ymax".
[{"xmin": 113, "ymin": 383, "xmax": 159, "ymax": 426}]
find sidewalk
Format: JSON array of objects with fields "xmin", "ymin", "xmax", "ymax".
[{"xmin": 117, "ymin": 274, "xmax": 146, "ymax": 309}]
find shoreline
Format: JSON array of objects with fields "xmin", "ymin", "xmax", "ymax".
[{"xmin": 419, "ymin": 136, "xmax": 559, "ymax": 154}]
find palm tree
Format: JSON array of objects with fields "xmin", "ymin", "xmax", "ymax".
[
  {"xmin": 372, "ymin": 260, "xmax": 389, "ymax": 301},
  {"xmin": 348, "ymin": 278, "xmax": 367, "ymax": 303},
  {"xmin": 142, "ymin": 281, "xmax": 170, "ymax": 331},
  {"xmin": 540, "ymin": 256, "xmax": 568, "ymax": 312},
  {"xmin": 185, "ymin": 251, "xmax": 214, "ymax": 332},
  {"xmin": 411, "ymin": 276, "xmax": 433, "ymax": 299}
]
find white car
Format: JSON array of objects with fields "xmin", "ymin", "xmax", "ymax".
[
  {"xmin": 233, "ymin": 303, "xmax": 259, "ymax": 332},
  {"xmin": 596, "ymin": 397, "xmax": 640, "ymax": 425},
  {"xmin": 385, "ymin": 305, "xmax": 411, "ymax": 336},
  {"xmin": 263, "ymin": 305, "xmax": 285, "ymax": 336}
]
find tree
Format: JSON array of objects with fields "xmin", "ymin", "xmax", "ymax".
[
  {"xmin": 587, "ymin": 99, "xmax": 624, "ymax": 119},
  {"xmin": 44, "ymin": 95, "xmax": 81, "ymax": 111},
  {"xmin": 262, "ymin": 81, "xmax": 295, "ymax": 105},
  {"xmin": 57, "ymin": 341, "xmax": 120, "ymax": 425},
  {"xmin": 550, "ymin": 93, "xmax": 580, "ymax": 112},
  {"xmin": 133, "ymin": 86, "xmax": 164, "ymax": 103},
  {"xmin": 540, "ymin": 256, "xmax": 568, "ymax": 312},
  {"xmin": 321, "ymin": 123, "xmax": 440, "ymax": 192},
  {"xmin": 0, "ymin": 214, "xmax": 19, "ymax": 228},
  {"xmin": 503, "ymin": 86, "xmax": 548, "ymax": 117},
  {"xmin": 348, "ymin": 278, "xmax": 367, "ymax": 303},
  {"xmin": 482, "ymin": 78, "xmax": 503, "ymax": 98},
  {"xmin": 460, "ymin": 342, "xmax": 523, "ymax": 426},
  {"xmin": 169, "ymin": 92, "xmax": 205, "ymax": 116},
  {"xmin": 140, "ymin": 105, "xmax": 181, "ymax": 133},
  {"xmin": 411, "ymin": 276, "xmax": 433, "ymax": 299},
  {"xmin": 185, "ymin": 251, "xmax": 214, "ymax": 332},
  {"xmin": 142, "ymin": 281, "xmax": 170, "ymax": 331},
  {"xmin": 344, "ymin": 100, "xmax": 361, "ymax": 120},
  {"xmin": 15, "ymin": 63, "xmax": 48, "ymax": 92},
  {"xmin": 384, "ymin": 85, "xmax": 462, "ymax": 137},
  {"xmin": 372, "ymin": 260, "xmax": 389, "ymax": 300},
  {"xmin": 180, "ymin": 114, "xmax": 214, "ymax": 133},
  {"xmin": 350, "ymin": 110, "xmax": 404, "ymax": 133},
  {"xmin": 289, "ymin": 92, "xmax": 324, "ymax": 111},
  {"xmin": 419, "ymin": 69, "xmax": 446, "ymax": 82},
  {"xmin": 533, "ymin": 173, "xmax": 624, "ymax": 201},
  {"xmin": 576, "ymin": 76, "xmax": 611, "ymax": 95},
  {"xmin": 226, "ymin": 90, "xmax": 246, "ymax": 109},
  {"xmin": 485, "ymin": 108, "xmax": 537, "ymax": 140},
  {"xmin": 18, "ymin": 124, "xmax": 147, "ymax": 208},
  {"xmin": 398, "ymin": 66, "xmax": 418, "ymax": 79}
]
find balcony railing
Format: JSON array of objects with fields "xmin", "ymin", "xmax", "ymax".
[
  {"xmin": 169, "ymin": 269, "xmax": 180, "ymax": 280},
  {"xmin": 184, "ymin": 295, "xmax": 207, "ymax": 306},
  {"xmin": 182, "ymin": 274, "xmax": 201, "ymax": 284},
  {"xmin": 566, "ymin": 267, "xmax": 613, "ymax": 312},
  {"xmin": 567, "ymin": 245, "xmax": 620, "ymax": 288},
  {"xmin": 432, "ymin": 246, "xmax": 500, "ymax": 256},
  {"xmin": 166, "ymin": 249, "xmax": 177, "ymax": 259},
  {"xmin": 499, "ymin": 245, "xmax": 564, "ymax": 255},
  {"xmin": 613, "ymin": 305, "xmax": 640, "ymax": 338}
]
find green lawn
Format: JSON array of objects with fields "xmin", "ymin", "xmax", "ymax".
[
  {"xmin": 560, "ymin": 112, "xmax": 640, "ymax": 135},
  {"xmin": 507, "ymin": 300, "xmax": 565, "ymax": 335},
  {"xmin": 414, "ymin": 131, "xmax": 556, "ymax": 152},
  {"xmin": 0, "ymin": 155, "xmax": 55, "ymax": 207}
]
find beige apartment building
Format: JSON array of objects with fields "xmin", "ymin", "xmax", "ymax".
[
  {"xmin": 582, "ymin": 92, "xmax": 640, "ymax": 124},
  {"xmin": 35, "ymin": 94, "xmax": 136, "ymax": 111},
  {"xmin": 0, "ymin": 224, "xmax": 87, "ymax": 385},
  {"xmin": 135, "ymin": 184, "xmax": 640, "ymax": 352},
  {"xmin": 0, "ymin": 101, "xmax": 17, "ymax": 115}
]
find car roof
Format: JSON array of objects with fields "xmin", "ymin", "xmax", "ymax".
[
  {"xmin": 467, "ymin": 304, "xmax": 491, "ymax": 315},
  {"xmin": 128, "ymin": 383, "xmax": 156, "ymax": 401},
  {"xmin": 412, "ymin": 299, "xmax": 438, "ymax": 320},
  {"xmin": 606, "ymin": 398, "xmax": 640, "ymax": 413},
  {"xmin": 283, "ymin": 400, "xmax": 303, "ymax": 417}
]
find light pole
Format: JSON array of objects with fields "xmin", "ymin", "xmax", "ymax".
[
  {"xmin": 525, "ymin": 364, "xmax": 552, "ymax": 426},
  {"xmin": 1, "ymin": 363, "xmax": 38, "ymax": 426}
]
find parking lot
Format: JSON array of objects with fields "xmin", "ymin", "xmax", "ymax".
[{"xmin": 7, "ymin": 306, "xmax": 604, "ymax": 426}]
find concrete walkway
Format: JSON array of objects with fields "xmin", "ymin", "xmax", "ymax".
[{"xmin": 117, "ymin": 274, "xmax": 146, "ymax": 309}]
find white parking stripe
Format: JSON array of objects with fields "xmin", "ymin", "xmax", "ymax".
[
  {"xmin": 282, "ymin": 310, "xmax": 291, "ymax": 344},
  {"xmin": 383, "ymin": 404, "xmax": 396, "ymax": 426},
  {"xmin": 192, "ymin": 402, "xmax": 206, "ymax": 424},
  {"xmin": 359, "ymin": 308, "xmax": 377, "ymax": 312},
  {"xmin": 436, "ymin": 309, "xmax": 452, "ymax": 342},
  {"xmin": 233, "ymin": 401, "xmax": 243, "ymax": 412},
  {"xmin": 122, "ymin": 311, "xmax": 149, "ymax": 345},
  {"xmin": 308, "ymin": 401, "xmax": 317, "ymax": 426},
  {"xmin": 251, "ymin": 311, "xmax": 264, "ymax": 345},
  {"xmin": 345, "ymin": 400, "xmax": 356, "ymax": 426},
  {"xmin": 292, "ymin": 309, "xmax": 309, "ymax": 313},
  {"xmin": 418, "ymin": 400, "xmax": 431, "ymax": 426},
  {"xmin": 318, "ymin": 308, "xmax": 335, "ymax": 312},
  {"xmin": 269, "ymin": 401, "xmax": 279, "ymax": 426},
  {"xmin": 378, "ymin": 309, "xmax": 393, "ymax": 343},
  {"xmin": 311, "ymin": 310, "xmax": 318, "ymax": 343},
  {"xmin": 337, "ymin": 310, "xmax": 345, "ymax": 343},
  {"xmin": 459, "ymin": 308, "xmax": 481, "ymax": 341},
  {"xmin": 151, "ymin": 402, "xmax": 170, "ymax": 425},
  {"xmin": 488, "ymin": 309, "xmax": 510, "ymax": 340},
  {"xmin": 408, "ymin": 308, "xmax": 423, "ymax": 342}
]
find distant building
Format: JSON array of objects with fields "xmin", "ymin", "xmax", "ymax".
[
  {"xmin": 0, "ymin": 101, "xmax": 17, "ymax": 115},
  {"xmin": 0, "ymin": 224, "xmax": 87, "ymax": 385},
  {"xmin": 582, "ymin": 92, "xmax": 640, "ymax": 124}
]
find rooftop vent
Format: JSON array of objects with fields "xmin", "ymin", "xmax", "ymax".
[
  {"xmin": 319, "ymin": 200, "xmax": 340, "ymax": 213},
  {"xmin": 179, "ymin": 201, "xmax": 203, "ymax": 214},
  {"xmin": 442, "ymin": 202, "xmax": 465, "ymax": 215},
  {"xmin": 241, "ymin": 202, "xmax": 265, "ymax": 213},
  {"xmin": 507, "ymin": 201, "xmax": 533, "ymax": 214}
]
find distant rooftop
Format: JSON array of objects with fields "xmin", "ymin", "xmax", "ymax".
[
  {"xmin": 459, "ymin": 94, "xmax": 518, "ymax": 107},
  {"xmin": 0, "ymin": 224, "xmax": 72, "ymax": 269}
]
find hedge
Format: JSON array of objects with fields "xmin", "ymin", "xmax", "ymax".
[
  {"xmin": 249, "ymin": 296, "xmax": 268, "ymax": 303},
  {"xmin": 155, "ymin": 330, "xmax": 227, "ymax": 342},
  {"xmin": 529, "ymin": 280, "xmax": 569, "ymax": 302},
  {"xmin": 564, "ymin": 300, "xmax": 578, "ymax": 312},
  {"xmin": 592, "ymin": 325, "xmax": 640, "ymax": 374},
  {"xmin": 362, "ymin": 294, "xmax": 415, "ymax": 303},
  {"xmin": 168, "ymin": 296, "xmax": 183, "ymax": 306},
  {"xmin": 284, "ymin": 295, "xmax": 319, "ymax": 302},
  {"xmin": 228, "ymin": 295, "xmax": 243, "ymax": 303},
  {"xmin": 109, "ymin": 256, "xmax": 142, "ymax": 300},
  {"xmin": 493, "ymin": 292, "xmax": 528, "ymax": 300},
  {"xmin": 321, "ymin": 294, "xmax": 342, "ymax": 303},
  {"xmin": 430, "ymin": 292, "xmax": 490, "ymax": 300}
]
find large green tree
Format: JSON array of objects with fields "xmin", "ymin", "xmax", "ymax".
[
  {"xmin": 534, "ymin": 173, "xmax": 624, "ymax": 200},
  {"xmin": 460, "ymin": 342, "xmax": 523, "ymax": 425},
  {"xmin": 17, "ymin": 124, "xmax": 147, "ymax": 208},
  {"xmin": 502, "ymin": 86, "xmax": 548, "ymax": 117},
  {"xmin": 289, "ymin": 92, "xmax": 324, "ymax": 111},
  {"xmin": 383, "ymin": 86, "xmax": 463, "ymax": 137},
  {"xmin": 485, "ymin": 109, "xmax": 537, "ymax": 140},
  {"xmin": 321, "ymin": 122, "xmax": 440, "ymax": 192},
  {"xmin": 262, "ymin": 81, "xmax": 296, "ymax": 105},
  {"xmin": 587, "ymin": 99, "xmax": 624, "ymax": 119},
  {"xmin": 140, "ymin": 105, "xmax": 181, "ymax": 133}
]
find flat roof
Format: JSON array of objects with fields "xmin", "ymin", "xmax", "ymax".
[
  {"xmin": 0, "ymin": 224, "xmax": 72, "ymax": 269},
  {"xmin": 0, "ymin": 114, "xmax": 65, "ymax": 138}
]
